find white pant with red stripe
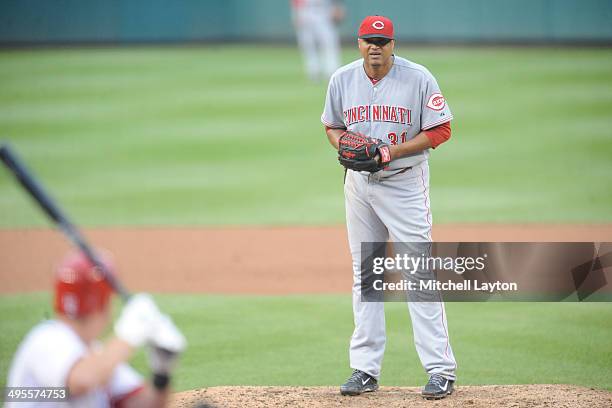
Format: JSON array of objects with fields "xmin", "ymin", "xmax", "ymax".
[{"xmin": 344, "ymin": 160, "xmax": 457, "ymax": 381}]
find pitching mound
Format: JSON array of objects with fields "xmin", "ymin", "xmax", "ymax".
[{"xmin": 171, "ymin": 385, "xmax": 612, "ymax": 408}]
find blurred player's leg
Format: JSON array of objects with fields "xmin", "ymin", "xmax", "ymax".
[
  {"xmin": 314, "ymin": 14, "xmax": 341, "ymax": 79},
  {"xmin": 295, "ymin": 14, "xmax": 321, "ymax": 82}
]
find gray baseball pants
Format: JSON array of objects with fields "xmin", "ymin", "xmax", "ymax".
[{"xmin": 344, "ymin": 160, "xmax": 457, "ymax": 381}]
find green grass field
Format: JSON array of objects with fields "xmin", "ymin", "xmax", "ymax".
[
  {"xmin": 1, "ymin": 46, "xmax": 611, "ymax": 393},
  {"xmin": 1, "ymin": 294, "xmax": 611, "ymax": 391},
  {"xmin": 0, "ymin": 46, "xmax": 611, "ymax": 226}
]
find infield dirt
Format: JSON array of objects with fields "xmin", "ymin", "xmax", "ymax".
[{"xmin": 2, "ymin": 224, "xmax": 611, "ymax": 294}]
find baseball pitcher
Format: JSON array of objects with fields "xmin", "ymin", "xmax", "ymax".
[{"xmin": 321, "ymin": 15, "xmax": 457, "ymax": 400}]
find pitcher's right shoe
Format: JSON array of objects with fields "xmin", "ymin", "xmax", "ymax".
[{"xmin": 340, "ymin": 369, "xmax": 379, "ymax": 396}]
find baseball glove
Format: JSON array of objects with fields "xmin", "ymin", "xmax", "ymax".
[{"xmin": 338, "ymin": 131, "xmax": 391, "ymax": 173}]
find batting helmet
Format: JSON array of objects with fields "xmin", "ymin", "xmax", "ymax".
[{"xmin": 54, "ymin": 250, "xmax": 114, "ymax": 318}]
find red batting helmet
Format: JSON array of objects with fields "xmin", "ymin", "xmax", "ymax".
[{"xmin": 54, "ymin": 250, "xmax": 114, "ymax": 318}]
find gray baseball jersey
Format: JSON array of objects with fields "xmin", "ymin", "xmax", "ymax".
[{"xmin": 321, "ymin": 55, "xmax": 452, "ymax": 170}]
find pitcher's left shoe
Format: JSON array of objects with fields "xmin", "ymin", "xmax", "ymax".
[{"xmin": 421, "ymin": 374, "xmax": 454, "ymax": 400}]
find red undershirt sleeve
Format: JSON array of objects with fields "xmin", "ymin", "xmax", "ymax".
[{"xmin": 423, "ymin": 121, "xmax": 451, "ymax": 149}]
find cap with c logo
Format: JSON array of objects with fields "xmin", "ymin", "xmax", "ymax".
[{"xmin": 358, "ymin": 15, "xmax": 394, "ymax": 40}]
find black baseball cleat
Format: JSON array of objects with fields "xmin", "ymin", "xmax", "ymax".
[
  {"xmin": 421, "ymin": 374, "xmax": 454, "ymax": 400},
  {"xmin": 340, "ymin": 369, "xmax": 379, "ymax": 396}
]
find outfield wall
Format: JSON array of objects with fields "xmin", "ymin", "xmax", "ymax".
[{"xmin": 1, "ymin": 0, "xmax": 612, "ymax": 44}]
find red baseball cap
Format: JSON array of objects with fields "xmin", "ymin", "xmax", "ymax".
[{"xmin": 358, "ymin": 15, "xmax": 394, "ymax": 40}]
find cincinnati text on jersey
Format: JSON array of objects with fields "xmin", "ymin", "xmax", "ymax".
[{"xmin": 343, "ymin": 105, "xmax": 412, "ymax": 127}]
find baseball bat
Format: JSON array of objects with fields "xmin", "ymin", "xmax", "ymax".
[{"xmin": 0, "ymin": 143, "xmax": 130, "ymax": 301}]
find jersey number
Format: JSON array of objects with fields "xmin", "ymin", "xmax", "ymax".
[{"xmin": 388, "ymin": 131, "xmax": 407, "ymax": 145}]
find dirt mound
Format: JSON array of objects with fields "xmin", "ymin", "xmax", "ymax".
[{"xmin": 170, "ymin": 385, "xmax": 612, "ymax": 408}]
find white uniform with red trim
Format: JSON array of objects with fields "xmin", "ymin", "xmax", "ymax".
[
  {"xmin": 5, "ymin": 320, "xmax": 143, "ymax": 408},
  {"xmin": 291, "ymin": 0, "xmax": 341, "ymax": 81},
  {"xmin": 321, "ymin": 55, "xmax": 457, "ymax": 381}
]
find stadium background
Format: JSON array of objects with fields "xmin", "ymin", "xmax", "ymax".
[
  {"xmin": 1, "ymin": 0, "xmax": 612, "ymax": 44},
  {"xmin": 1, "ymin": 0, "xmax": 611, "ymax": 404}
]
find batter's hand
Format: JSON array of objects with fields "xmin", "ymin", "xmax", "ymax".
[
  {"xmin": 147, "ymin": 314, "xmax": 186, "ymax": 377},
  {"xmin": 148, "ymin": 346, "xmax": 179, "ymax": 376},
  {"xmin": 151, "ymin": 314, "xmax": 186, "ymax": 354},
  {"xmin": 114, "ymin": 293, "xmax": 163, "ymax": 348},
  {"xmin": 338, "ymin": 131, "xmax": 391, "ymax": 173}
]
